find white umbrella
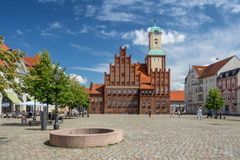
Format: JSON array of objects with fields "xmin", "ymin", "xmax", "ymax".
[
  {"xmin": 19, "ymin": 101, "xmax": 44, "ymax": 106},
  {"xmin": 2, "ymin": 103, "xmax": 10, "ymax": 107}
]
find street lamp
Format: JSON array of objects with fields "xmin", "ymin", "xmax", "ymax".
[{"xmin": 53, "ymin": 71, "xmax": 60, "ymax": 130}]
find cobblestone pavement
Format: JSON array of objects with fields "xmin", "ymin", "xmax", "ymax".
[{"xmin": 0, "ymin": 115, "xmax": 240, "ymax": 160}]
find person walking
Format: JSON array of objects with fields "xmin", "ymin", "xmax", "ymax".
[
  {"xmin": 170, "ymin": 107, "xmax": 175, "ymax": 118},
  {"xmin": 148, "ymin": 108, "xmax": 152, "ymax": 117},
  {"xmin": 178, "ymin": 108, "xmax": 181, "ymax": 117},
  {"xmin": 197, "ymin": 108, "xmax": 202, "ymax": 120},
  {"xmin": 199, "ymin": 107, "xmax": 202, "ymax": 120},
  {"xmin": 197, "ymin": 108, "xmax": 200, "ymax": 120}
]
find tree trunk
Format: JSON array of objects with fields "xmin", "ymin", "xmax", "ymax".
[
  {"xmin": 46, "ymin": 93, "xmax": 49, "ymax": 113},
  {"xmin": 214, "ymin": 110, "xmax": 218, "ymax": 119},
  {"xmin": 33, "ymin": 99, "xmax": 36, "ymax": 121}
]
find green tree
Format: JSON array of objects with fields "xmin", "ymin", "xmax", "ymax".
[
  {"xmin": 23, "ymin": 50, "xmax": 70, "ymax": 112},
  {"xmin": 0, "ymin": 36, "xmax": 25, "ymax": 92},
  {"xmin": 206, "ymin": 88, "xmax": 224, "ymax": 118},
  {"xmin": 59, "ymin": 77, "xmax": 89, "ymax": 113},
  {"xmin": 24, "ymin": 50, "xmax": 55, "ymax": 111}
]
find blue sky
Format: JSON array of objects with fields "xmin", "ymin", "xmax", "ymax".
[{"xmin": 1, "ymin": 0, "xmax": 240, "ymax": 89}]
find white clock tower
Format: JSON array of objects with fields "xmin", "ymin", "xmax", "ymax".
[{"xmin": 146, "ymin": 20, "xmax": 166, "ymax": 75}]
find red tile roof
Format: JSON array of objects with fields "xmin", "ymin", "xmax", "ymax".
[
  {"xmin": 193, "ymin": 66, "xmax": 206, "ymax": 76},
  {"xmin": 88, "ymin": 83, "xmax": 104, "ymax": 95},
  {"xmin": 0, "ymin": 44, "xmax": 10, "ymax": 51},
  {"xmin": 0, "ymin": 44, "xmax": 10, "ymax": 66},
  {"xmin": 23, "ymin": 54, "xmax": 40, "ymax": 67},
  {"xmin": 199, "ymin": 56, "xmax": 233, "ymax": 79},
  {"xmin": 0, "ymin": 59, "xmax": 5, "ymax": 66},
  {"xmin": 170, "ymin": 91, "xmax": 185, "ymax": 102}
]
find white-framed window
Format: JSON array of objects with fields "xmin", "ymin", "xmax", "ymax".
[
  {"xmin": 107, "ymin": 101, "xmax": 111, "ymax": 108},
  {"xmin": 227, "ymin": 79, "xmax": 230, "ymax": 89},
  {"xmin": 112, "ymin": 100, "xmax": 116, "ymax": 107},
  {"xmin": 232, "ymin": 78, "xmax": 235, "ymax": 89},
  {"xmin": 232, "ymin": 91, "xmax": 235, "ymax": 99},
  {"xmin": 223, "ymin": 81, "xmax": 226, "ymax": 89}
]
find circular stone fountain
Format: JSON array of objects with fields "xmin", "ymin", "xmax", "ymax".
[{"xmin": 49, "ymin": 128, "xmax": 123, "ymax": 148}]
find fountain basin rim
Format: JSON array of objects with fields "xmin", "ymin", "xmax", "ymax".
[{"xmin": 50, "ymin": 127, "xmax": 122, "ymax": 136}]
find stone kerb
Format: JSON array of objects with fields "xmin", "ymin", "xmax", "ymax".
[{"xmin": 50, "ymin": 128, "xmax": 123, "ymax": 148}]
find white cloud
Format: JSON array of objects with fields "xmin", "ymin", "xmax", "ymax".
[
  {"xmin": 73, "ymin": 5, "xmax": 84, "ymax": 16},
  {"xmin": 122, "ymin": 29, "xmax": 148, "ymax": 46},
  {"xmin": 69, "ymin": 74, "xmax": 87, "ymax": 84},
  {"xmin": 69, "ymin": 43, "xmax": 112, "ymax": 57},
  {"xmin": 40, "ymin": 22, "xmax": 63, "ymax": 37},
  {"xmin": 66, "ymin": 29, "xmax": 77, "ymax": 35},
  {"xmin": 40, "ymin": 32, "xmax": 54, "ymax": 37},
  {"xmin": 96, "ymin": 0, "xmax": 143, "ymax": 22},
  {"xmin": 49, "ymin": 22, "xmax": 63, "ymax": 29},
  {"xmin": 85, "ymin": 5, "xmax": 96, "ymax": 17},
  {"xmin": 162, "ymin": 30, "xmax": 185, "ymax": 44},
  {"xmin": 38, "ymin": 0, "xmax": 66, "ymax": 4},
  {"xmin": 165, "ymin": 23, "xmax": 240, "ymax": 90},
  {"xmin": 70, "ymin": 63, "xmax": 109, "ymax": 73},
  {"xmin": 16, "ymin": 30, "xmax": 23, "ymax": 35},
  {"xmin": 99, "ymin": 30, "xmax": 117, "ymax": 37},
  {"xmin": 161, "ymin": 0, "xmax": 240, "ymax": 13},
  {"xmin": 122, "ymin": 29, "xmax": 185, "ymax": 46}
]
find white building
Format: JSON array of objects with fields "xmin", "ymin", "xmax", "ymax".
[
  {"xmin": 185, "ymin": 66, "xmax": 206, "ymax": 113},
  {"xmin": 185, "ymin": 55, "xmax": 240, "ymax": 113},
  {"xmin": 0, "ymin": 44, "xmax": 54, "ymax": 115}
]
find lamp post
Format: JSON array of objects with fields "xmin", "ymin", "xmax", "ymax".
[
  {"xmin": 53, "ymin": 71, "xmax": 60, "ymax": 130},
  {"xmin": 33, "ymin": 99, "xmax": 36, "ymax": 121}
]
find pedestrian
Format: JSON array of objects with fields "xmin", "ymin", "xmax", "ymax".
[
  {"xmin": 148, "ymin": 108, "xmax": 152, "ymax": 117},
  {"xmin": 170, "ymin": 107, "xmax": 175, "ymax": 118},
  {"xmin": 178, "ymin": 108, "xmax": 181, "ymax": 117},
  {"xmin": 197, "ymin": 108, "xmax": 200, "ymax": 119},
  {"xmin": 197, "ymin": 108, "xmax": 202, "ymax": 120}
]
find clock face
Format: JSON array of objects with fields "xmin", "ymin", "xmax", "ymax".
[{"xmin": 154, "ymin": 30, "xmax": 159, "ymax": 35}]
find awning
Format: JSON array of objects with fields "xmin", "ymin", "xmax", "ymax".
[{"xmin": 5, "ymin": 91, "xmax": 22, "ymax": 104}]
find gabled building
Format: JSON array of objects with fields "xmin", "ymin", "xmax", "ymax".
[
  {"xmin": 88, "ymin": 23, "xmax": 171, "ymax": 114},
  {"xmin": 185, "ymin": 56, "xmax": 240, "ymax": 113},
  {"xmin": 217, "ymin": 68, "xmax": 240, "ymax": 114},
  {"xmin": 185, "ymin": 66, "xmax": 206, "ymax": 113},
  {"xmin": 0, "ymin": 43, "xmax": 40, "ymax": 115}
]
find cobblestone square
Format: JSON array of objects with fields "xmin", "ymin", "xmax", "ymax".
[{"xmin": 0, "ymin": 115, "xmax": 240, "ymax": 160}]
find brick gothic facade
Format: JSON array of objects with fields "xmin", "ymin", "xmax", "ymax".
[{"xmin": 87, "ymin": 23, "xmax": 170, "ymax": 114}]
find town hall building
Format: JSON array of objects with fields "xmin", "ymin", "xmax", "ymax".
[{"xmin": 87, "ymin": 23, "xmax": 171, "ymax": 114}]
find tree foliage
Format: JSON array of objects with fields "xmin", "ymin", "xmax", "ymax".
[
  {"xmin": 23, "ymin": 50, "xmax": 90, "ymax": 110},
  {"xmin": 23, "ymin": 50, "xmax": 67, "ymax": 107},
  {"xmin": 0, "ymin": 36, "xmax": 25, "ymax": 93},
  {"xmin": 59, "ymin": 77, "xmax": 89, "ymax": 109},
  {"xmin": 206, "ymin": 88, "xmax": 224, "ymax": 111}
]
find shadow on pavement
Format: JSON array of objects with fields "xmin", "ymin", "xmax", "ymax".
[
  {"xmin": 25, "ymin": 128, "xmax": 52, "ymax": 131},
  {"xmin": 44, "ymin": 140, "xmax": 57, "ymax": 147},
  {"xmin": 1, "ymin": 123, "xmax": 25, "ymax": 126}
]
